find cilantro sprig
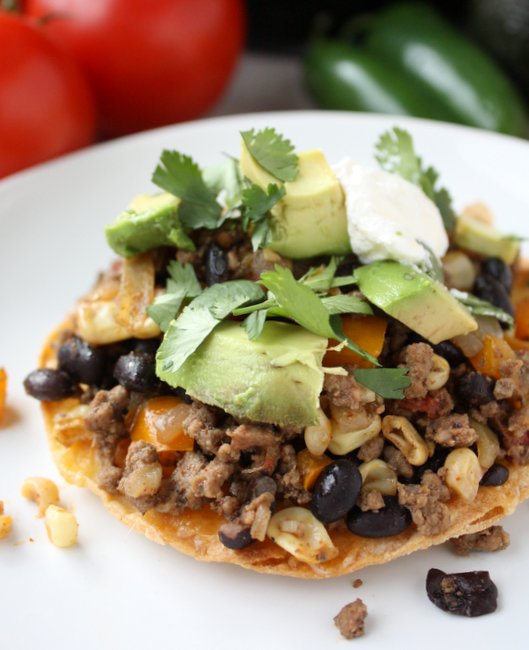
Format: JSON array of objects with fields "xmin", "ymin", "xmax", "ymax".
[
  {"xmin": 156, "ymin": 280, "xmax": 264, "ymax": 379},
  {"xmin": 147, "ymin": 261, "xmax": 202, "ymax": 332},
  {"xmin": 241, "ymin": 182, "xmax": 285, "ymax": 250},
  {"xmin": 375, "ymin": 128, "xmax": 456, "ymax": 232},
  {"xmin": 450, "ymin": 289, "xmax": 514, "ymax": 326},
  {"xmin": 258, "ymin": 265, "xmax": 379, "ymax": 365},
  {"xmin": 152, "ymin": 151, "xmax": 221, "ymax": 230},
  {"xmin": 241, "ymin": 128, "xmax": 298, "ymax": 182},
  {"xmin": 353, "ymin": 368, "xmax": 411, "ymax": 400}
]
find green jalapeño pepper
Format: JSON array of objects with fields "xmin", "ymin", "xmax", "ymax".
[
  {"xmin": 304, "ymin": 2, "xmax": 529, "ymax": 137},
  {"xmin": 305, "ymin": 40, "xmax": 458, "ymax": 122}
]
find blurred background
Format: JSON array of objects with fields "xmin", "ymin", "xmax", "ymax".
[{"xmin": 2, "ymin": 0, "xmax": 529, "ymax": 178}]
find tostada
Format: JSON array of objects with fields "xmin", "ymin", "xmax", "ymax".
[{"xmin": 24, "ymin": 127, "xmax": 529, "ymax": 577}]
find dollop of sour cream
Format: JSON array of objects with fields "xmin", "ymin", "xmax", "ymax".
[{"xmin": 332, "ymin": 158, "xmax": 449, "ymax": 267}]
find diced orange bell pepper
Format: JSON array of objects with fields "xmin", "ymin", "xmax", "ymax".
[
  {"xmin": 470, "ymin": 335, "xmax": 516, "ymax": 380},
  {"xmin": 296, "ymin": 449, "xmax": 332, "ymax": 490},
  {"xmin": 324, "ymin": 315, "xmax": 387, "ymax": 368},
  {"xmin": 0, "ymin": 368, "xmax": 7, "ymax": 425},
  {"xmin": 515, "ymin": 297, "xmax": 529, "ymax": 340},
  {"xmin": 131, "ymin": 396, "xmax": 194, "ymax": 452}
]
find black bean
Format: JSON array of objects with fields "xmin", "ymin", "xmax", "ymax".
[
  {"xmin": 455, "ymin": 372, "xmax": 494, "ymax": 408},
  {"xmin": 426, "ymin": 568, "xmax": 498, "ymax": 617},
  {"xmin": 113, "ymin": 351, "xmax": 158, "ymax": 392},
  {"xmin": 218, "ymin": 524, "xmax": 254, "ymax": 550},
  {"xmin": 411, "ymin": 447, "xmax": 451, "ymax": 484},
  {"xmin": 58, "ymin": 336, "xmax": 107, "ymax": 385},
  {"xmin": 310, "ymin": 460, "xmax": 361, "ymax": 523},
  {"xmin": 204, "ymin": 243, "xmax": 228, "ymax": 286},
  {"xmin": 432, "ymin": 341, "xmax": 465, "ymax": 367},
  {"xmin": 346, "ymin": 496, "xmax": 412, "ymax": 538},
  {"xmin": 133, "ymin": 338, "xmax": 160, "ymax": 355},
  {"xmin": 480, "ymin": 463, "xmax": 509, "ymax": 487},
  {"xmin": 481, "ymin": 258, "xmax": 513, "ymax": 293},
  {"xmin": 473, "ymin": 275, "xmax": 514, "ymax": 318},
  {"xmin": 23, "ymin": 368, "xmax": 77, "ymax": 401}
]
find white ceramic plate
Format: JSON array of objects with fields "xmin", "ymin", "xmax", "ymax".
[{"xmin": 1, "ymin": 112, "xmax": 528, "ymax": 650}]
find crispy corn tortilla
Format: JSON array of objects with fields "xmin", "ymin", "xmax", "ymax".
[{"xmin": 40, "ymin": 318, "xmax": 529, "ymax": 579}]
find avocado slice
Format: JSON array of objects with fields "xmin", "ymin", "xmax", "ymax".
[
  {"xmin": 160, "ymin": 320, "xmax": 327, "ymax": 427},
  {"xmin": 240, "ymin": 144, "xmax": 350, "ymax": 259},
  {"xmin": 355, "ymin": 261, "xmax": 478, "ymax": 344},
  {"xmin": 105, "ymin": 193, "xmax": 194, "ymax": 257},
  {"xmin": 454, "ymin": 214, "xmax": 520, "ymax": 264}
]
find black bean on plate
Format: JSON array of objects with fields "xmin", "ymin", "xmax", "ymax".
[
  {"xmin": 204, "ymin": 242, "xmax": 229, "ymax": 286},
  {"xmin": 58, "ymin": 336, "xmax": 107, "ymax": 385},
  {"xmin": 113, "ymin": 351, "xmax": 158, "ymax": 392},
  {"xmin": 347, "ymin": 496, "xmax": 412, "ymax": 538},
  {"xmin": 480, "ymin": 463, "xmax": 509, "ymax": 487},
  {"xmin": 455, "ymin": 372, "xmax": 494, "ymax": 408},
  {"xmin": 310, "ymin": 459, "xmax": 361, "ymax": 523},
  {"xmin": 432, "ymin": 340, "xmax": 465, "ymax": 367},
  {"xmin": 426, "ymin": 568, "xmax": 498, "ymax": 617},
  {"xmin": 23, "ymin": 368, "xmax": 77, "ymax": 401},
  {"xmin": 473, "ymin": 275, "xmax": 514, "ymax": 318},
  {"xmin": 218, "ymin": 523, "xmax": 254, "ymax": 550},
  {"xmin": 480, "ymin": 257, "xmax": 512, "ymax": 293}
]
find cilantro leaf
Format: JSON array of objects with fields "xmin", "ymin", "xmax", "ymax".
[
  {"xmin": 241, "ymin": 128, "xmax": 298, "ymax": 182},
  {"xmin": 147, "ymin": 261, "xmax": 202, "ymax": 331},
  {"xmin": 203, "ymin": 156, "xmax": 244, "ymax": 207},
  {"xmin": 156, "ymin": 280, "xmax": 264, "ymax": 379},
  {"xmin": 300, "ymin": 257, "xmax": 342, "ymax": 292},
  {"xmin": 353, "ymin": 368, "xmax": 411, "ymax": 399},
  {"xmin": 244, "ymin": 309, "xmax": 268, "ymax": 340},
  {"xmin": 375, "ymin": 128, "xmax": 422, "ymax": 183},
  {"xmin": 260, "ymin": 265, "xmax": 379, "ymax": 366},
  {"xmin": 241, "ymin": 182, "xmax": 285, "ymax": 251},
  {"xmin": 375, "ymin": 128, "xmax": 456, "ymax": 232},
  {"xmin": 450, "ymin": 289, "xmax": 514, "ymax": 326},
  {"xmin": 321, "ymin": 294, "xmax": 373, "ymax": 316},
  {"xmin": 261, "ymin": 265, "xmax": 337, "ymax": 338},
  {"xmin": 152, "ymin": 150, "xmax": 221, "ymax": 230},
  {"xmin": 418, "ymin": 240, "xmax": 444, "ymax": 282}
]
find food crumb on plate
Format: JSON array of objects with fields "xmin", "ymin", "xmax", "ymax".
[
  {"xmin": 0, "ymin": 500, "xmax": 13, "ymax": 540},
  {"xmin": 334, "ymin": 598, "xmax": 368, "ymax": 639},
  {"xmin": 449, "ymin": 525, "xmax": 510, "ymax": 556},
  {"xmin": 352, "ymin": 578, "xmax": 363, "ymax": 589}
]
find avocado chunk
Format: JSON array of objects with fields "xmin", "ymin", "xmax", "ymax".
[
  {"xmin": 355, "ymin": 261, "xmax": 477, "ymax": 344},
  {"xmin": 160, "ymin": 320, "xmax": 327, "ymax": 427},
  {"xmin": 240, "ymin": 144, "xmax": 350, "ymax": 259},
  {"xmin": 105, "ymin": 193, "xmax": 194, "ymax": 257},
  {"xmin": 454, "ymin": 214, "xmax": 520, "ymax": 264}
]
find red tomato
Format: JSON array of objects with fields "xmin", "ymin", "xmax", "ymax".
[
  {"xmin": 26, "ymin": 0, "xmax": 245, "ymax": 138},
  {"xmin": 0, "ymin": 12, "xmax": 95, "ymax": 178}
]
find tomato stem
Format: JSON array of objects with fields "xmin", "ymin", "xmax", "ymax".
[{"xmin": 1, "ymin": 0, "xmax": 21, "ymax": 12}]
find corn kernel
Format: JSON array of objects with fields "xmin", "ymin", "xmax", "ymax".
[
  {"xmin": 45, "ymin": 505, "xmax": 78, "ymax": 548},
  {"xmin": 0, "ymin": 367, "xmax": 7, "ymax": 424},
  {"xmin": 444, "ymin": 448, "xmax": 482, "ymax": 503},
  {"xmin": 21, "ymin": 477, "xmax": 60, "ymax": 518},
  {"xmin": 267, "ymin": 507, "xmax": 338, "ymax": 564}
]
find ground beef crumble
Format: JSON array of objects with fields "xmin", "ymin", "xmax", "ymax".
[
  {"xmin": 334, "ymin": 599, "xmax": 368, "ymax": 640},
  {"xmin": 383, "ymin": 445, "xmax": 413, "ymax": 479},
  {"xmin": 85, "ymin": 385, "xmax": 130, "ymax": 492},
  {"xmin": 357, "ymin": 435, "xmax": 384, "ymax": 462},
  {"xmin": 401, "ymin": 343, "xmax": 434, "ymax": 399},
  {"xmin": 425, "ymin": 414, "xmax": 478, "ymax": 448},
  {"xmin": 398, "ymin": 471, "xmax": 451, "ymax": 536},
  {"xmin": 449, "ymin": 525, "xmax": 510, "ymax": 556}
]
